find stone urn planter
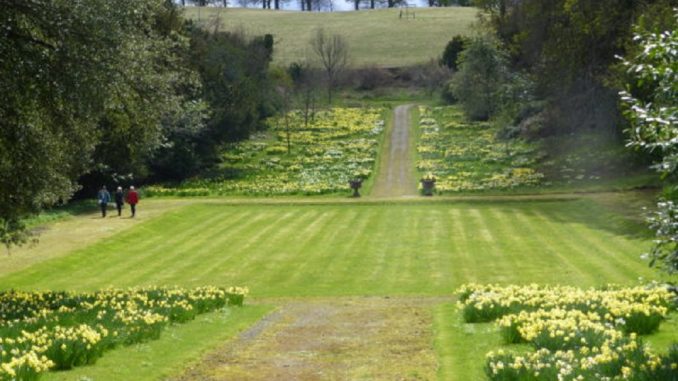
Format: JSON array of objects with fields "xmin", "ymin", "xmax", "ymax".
[
  {"xmin": 349, "ymin": 179, "xmax": 363, "ymax": 198},
  {"xmin": 421, "ymin": 179, "xmax": 436, "ymax": 196},
  {"xmin": 421, "ymin": 173, "xmax": 436, "ymax": 196}
]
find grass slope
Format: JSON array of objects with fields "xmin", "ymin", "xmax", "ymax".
[
  {"xmin": 184, "ymin": 7, "xmax": 478, "ymax": 67},
  {"xmin": 0, "ymin": 199, "xmax": 657, "ymax": 296}
]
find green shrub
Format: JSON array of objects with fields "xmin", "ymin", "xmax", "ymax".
[{"xmin": 440, "ymin": 35, "xmax": 468, "ymax": 71}]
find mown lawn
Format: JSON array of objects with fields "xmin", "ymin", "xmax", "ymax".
[
  {"xmin": 0, "ymin": 198, "xmax": 657, "ymax": 295},
  {"xmin": 2, "ymin": 196, "xmax": 671, "ymax": 380},
  {"xmin": 184, "ymin": 7, "xmax": 477, "ymax": 67}
]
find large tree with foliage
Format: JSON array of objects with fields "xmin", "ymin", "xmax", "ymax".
[
  {"xmin": 0, "ymin": 0, "xmax": 193, "ymax": 247},
  {"xmin": 473, "ymin": 0, "xmax": 676, "ymax": 134},
  {"xmin": 450, "ymin": 35, "xmax": 508, "ymax": 121},
  {"xmin": 184, "ymin": 27, "xmax": 275, "ymax": 168},
  {"xmin": 620, "ymin": 10, "xmax": 678, "ymax": 273}
]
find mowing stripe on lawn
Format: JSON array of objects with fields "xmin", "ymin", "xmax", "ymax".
[
  {"xmin": 447, "ymin": 207, "xmax": 476, "ymax": 284},
  {"xmin": 131, "ymin": 209, "xmax": 266, "ymax": 286},
  {"xmin": 0, "ymin": 200, "xmax": 658, "ymax": 296},
  {"xmin": 563, "ymin": 216, "xmax": 643, "ymax": 279},
  {"xmin": 528, "ymin": 207, "xmax": 618, "ymax": 282},
  {"xmin": 81, "ymin": 206, "xmax": 227, "ymax": 289},
  {"xmin": 514, "ymin": 207, "xmax": 598, "ymax": 286}
]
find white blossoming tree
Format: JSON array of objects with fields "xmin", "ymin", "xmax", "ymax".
[{"xmin": 620, "ymin": 10, "xmax": 678, "ymax": 273}]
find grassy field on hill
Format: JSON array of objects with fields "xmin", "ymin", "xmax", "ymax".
[{"xmin": 184, "ymin": 7, "xmax": 478, "ymax": 67}]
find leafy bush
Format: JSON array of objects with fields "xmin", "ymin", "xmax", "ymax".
[
  {"xmin": 450, "ymin": 35, "xmax": 508, "ymax": 121},
  {"xmin": 440, "ymin": 35, "xmax": 468, "ymax": 71},
  {"xmin": 620, "ymin": 11, "xmax": 678, "ymax": 274}
]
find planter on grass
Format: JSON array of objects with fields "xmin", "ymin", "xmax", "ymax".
[
  {"xmin": 349, "ymin": 179, "xmax": 363, "ymax": 197},
  {"xmin": 421, "ymin": 173, "xmax": 437, "ymax": 196},
  {"xmin": 421, "ymin": 179, "xmax": 436, "ymax": 196}
]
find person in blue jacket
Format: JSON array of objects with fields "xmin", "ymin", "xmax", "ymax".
[{"xmin": 97, "ymin": 185, "xmax": 111, "ymax": 218}]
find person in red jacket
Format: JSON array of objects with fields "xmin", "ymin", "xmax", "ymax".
[{"xmin": 126, "ymin": 186, "xmax": 139, "ymax": 218}]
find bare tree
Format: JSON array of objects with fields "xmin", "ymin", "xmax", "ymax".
[
  {"xmin": 310, "ymin": 28, "xmax": 348, "ymax": 104},
  {"xmin": 289, "ymin": 61, "xmax": 320, "ymax": 126}
]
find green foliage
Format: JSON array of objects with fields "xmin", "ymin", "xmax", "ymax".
[
  {"xmin": 620, "ymin": 10, "xmax": 678, "ymax": 274},
  {"xmin": 149, "ymin": 100, "xmax": 211, "ymax": 181},
  {"xmin": 621, "ymin": 18, "xmax": 678, "ymax": 177},
  {"xmin": 0, "ymin": 0, "xmax": 196, "ymax": 247},
  {"xmin": 1, "ymin": 1, "xmax": 279, "ymax": 246},
  {"xmin": 440, "ymin": 35, "xmax": 468, "ymax": 71},
  {"xmin": 474, "ymin": 0, "xmax": 676, "ymax": 136},
  {"xmin": 450, "ymin": 35, "xmax": 509, "ymax": 120},
  {"xmin": 189, "ymin": 26, "xmax": 275, "ymax": 148},
  {"xmin": 645, "ymin": 201, "xmax": 678, "ymax": 274}
]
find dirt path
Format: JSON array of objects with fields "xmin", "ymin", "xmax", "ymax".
[
  {"xmin": 170, "ymin": 297, "xmax": 443, "ymax": 381},
  {"xmin": 371, "ymin": 105, "xmax": 417, "ymax": 197}
]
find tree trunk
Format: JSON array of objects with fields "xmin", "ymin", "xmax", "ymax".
[
  {"xmin": 370, "ymin": 0, "xmax": 375, "ymax": 8},
  {"xmin": 306, "ymin": 0, "xmax": 312, "ymax": 11},
  {"xmin": 311, "ymin": 94, "xmax": 316, "ymax": 122},
  {"xmin": 285, "ymin": 120, "xmax": 291, "ymax": 154},
  {"xmin": 301, "ymin": 86, "xmax": 312, "ymax": 126},
  {"xmin": 327, "ymin": 73, "xmax": 333, "ymax": 105},
  {"xmin": 354, "ymin": 0, "xmax": 359, "ymax": 10}
]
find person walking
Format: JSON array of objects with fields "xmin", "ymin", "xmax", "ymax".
[
  {"xmin": 126, "ymin": 186, "xmax": 139, "ymax": 218},
  {"xmin": 97, "ymin": 186, "xmax": 111, "ymax": 218},
  {"xmin": 114, "ymin": 186, "xmax": 125, "ymax": 217}
]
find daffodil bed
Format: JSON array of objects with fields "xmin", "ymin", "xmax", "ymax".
[
  {"xmin": 0, "ymin": 286, "xmax": 248, "ymax": 380},
  {"xmin": 455, "ymin": 283, "xmax": 677, "ymax": 381},
  {"xmin": 416, "ymin": 106, "xmax": 544, "ymax": 193},
  {"xmin": 145, "ymin": 108, "xmax": 385, "ymax": 197}
]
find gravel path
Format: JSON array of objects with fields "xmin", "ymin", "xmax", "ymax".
[
  {"xmin": 371, "ymin": 105, "xmax": 417, "ymax": 197},
  {"xmin": 169, "ymin": 297, "xmax": 443, "ymax": 381}
]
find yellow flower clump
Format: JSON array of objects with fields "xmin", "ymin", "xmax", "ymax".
[
  {"xmin": 455, "ymin": 283, "xmax": 677, "ymax": 381},
  {"xmin": 0, "ymin": 286, "xmax": 247, "ymax": 380}
]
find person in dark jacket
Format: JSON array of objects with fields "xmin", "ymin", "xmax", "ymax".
[
  {"xmin": 126, "ymin": 186, "xmax": 139, "ymax": 218},
  {"xmin": 114, "ymin": 186, "xmax": 125, "ymax": 217},
  {"xmin": 97, "ymin": 186, "xmax": 111, "ymax": 218}
]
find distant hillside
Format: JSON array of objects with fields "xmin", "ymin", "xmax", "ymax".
[{"xmin": 184, "ymin": 7, "xmax": 478, "ymax": 67}]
